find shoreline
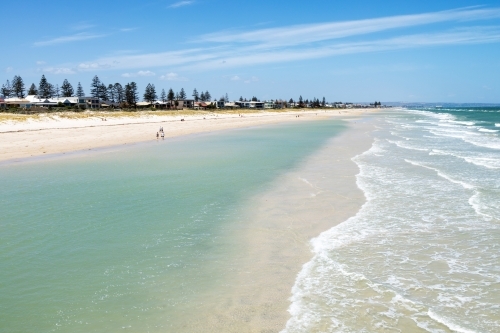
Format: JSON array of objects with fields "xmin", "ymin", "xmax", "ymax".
[
  {"xmin": 174, "ymin": 117, "xmax": 377, "ymax": 331},
  {"xmin": 1, "ymin": 110, "xmax": 379, "ymax": 332},
  {"xmin": 0, "ymin": 109, "xmax": 376, "ymax": 162}
]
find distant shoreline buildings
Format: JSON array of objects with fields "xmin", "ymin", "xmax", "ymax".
[{"xmin": 0, "ymin": 74, "xmax": 384, "ymax": 111}]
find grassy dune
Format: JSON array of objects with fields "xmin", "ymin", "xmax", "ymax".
[{"xmin": 0, "ymin": 108, "xmax": 311, "ymax": 123}]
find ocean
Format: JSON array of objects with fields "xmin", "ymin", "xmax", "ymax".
[
  {"xmin": 0, "ymin": 119, "xmax": 347, "ymax": 332},
  {"xmin": 284, "ymin": 107, "xmax": 500, "ymax": 333}
]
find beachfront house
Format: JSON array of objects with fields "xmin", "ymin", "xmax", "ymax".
[
  {"xmin": 0, "ymin": 98, "xmax": 5, "ymax": 109},
  {"xmin": 235, "ymin": 101, "xmax": 265, "ymax": 109},
  {"xmin": 224, "ymin": 102, "xmax": 237, "ymax": 109},
  {"xmin": 264, "ymin": 101, "xmax": 274, "ymax": 109},
  {"xmin": 3, "ymin": 95, "xmax": 100, "ymax": 109}
]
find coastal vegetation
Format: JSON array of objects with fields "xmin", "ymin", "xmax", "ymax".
[{"xmin": 1, "ymin": 74, "xmax": 382, "ymax": 113}]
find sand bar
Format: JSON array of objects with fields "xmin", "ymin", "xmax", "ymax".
[{"xmin": 165, "ymin": 117, "xmax": 377, "ymax": 331}]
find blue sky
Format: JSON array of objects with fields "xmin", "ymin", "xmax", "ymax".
[{"xmin": 2, "ymin": 0, "xmax": 500, "ymax": 103}]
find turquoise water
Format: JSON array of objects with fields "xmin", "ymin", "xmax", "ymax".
[
  {"xmin": 0, "ymin": 119, "xmax": 346, "ymax": 332},
  {"xmin": 284, "ymin": 107, "xmax": 499, "ymax": 333}
]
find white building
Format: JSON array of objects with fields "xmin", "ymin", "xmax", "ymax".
[{"xmin": 4, "ymin": 95, "xmax": 100, "ymax": 109}]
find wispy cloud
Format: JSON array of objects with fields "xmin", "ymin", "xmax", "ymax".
[
  {"xmin": 230, "ymin": 76, "xmax": 241, "ymax": 81},
  {"xmin": 34, "ymin": 33, "xmax": 107, "ymax": 46},
  {"xmin": 169, "ymin": 1, "xmax": 194, "ymax": 8},
  {"xmin": 78, "ymin": 62, "xmax": 112, "ymax": 70},
  {"xmin": 122, "ymin": 70, "xmax": 156, "ymax": 77},
  {"xmin": 60, "ymin": 7, "xmax": 500, "ymax": 73},
  {"xmin": 36, "ymin": 61, "xmax": 46, "ymax": 65},
  {"xmin": 5, "ymin": 67, "xmax": 13, "ymax": 73},
  {"xmin": 197, "ymin": 7, "xmax": 500, "ymax": 47},
  {"xmin": 71, "ymin": 23, "xmax": 96, "ymax": 31},
  {"xmin": 244, "ymin": 76, "xmax": 259, "ymax": 84},
  {"xmin": 159, "ymin": 73, "xmax": 188, "ymax": 81},
  {"xmin": 120, "ymin": 27, "xmax": 138, "ymax": 32},
  {"xmin": 42, "ymin": 67, "xmax": 76, "ymax": 75}
]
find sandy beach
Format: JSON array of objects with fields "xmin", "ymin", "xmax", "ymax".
[{"xmin": 0, "ymin": 109, "xmax": 374, "ymax": 162}]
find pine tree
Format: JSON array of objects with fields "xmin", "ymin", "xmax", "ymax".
[
  {"xmin": 90, "ymin": 75, "xmax": 101, "ymax": 98},
  {"xmin": 167, "ymin": 88, "xmax": 175, "ymax": 108},
  {"xmin": 130, "ymin": 82, "xmax": 138, "ymax": 108},
  {"xmin": 114, "ymin": 83, "xmax": 124, "ymax": 104},
  {"xmin": 11, "ymin": 76, "xmax": 25, "ymax": 98},
  {"xmin": 28, "ymin": 83, "xmax": 38, "ymax": 96},
  {"xmin": 47, "ymin": 83, "xmax": 56, "ymax": 98},
  {"xmin": 160, "ymin": 89, "xmax": 167, "ymax": 103},
  {"xmin": 322, "ymin": 97, "xmax": 326, "ymax": 107},
  {"xmin": 150, "ymin": 84, "xmax": 157, "ymax": 102},
  {"xmin": 76, "ymin": 82, "xmax": 85, "ymax": 97},
  {"xmin": 200, "ymin": 92, "xmax": 206, "ymax": 102},
  {"xmin": 98, "ymin": 83, "xmax": 108, "ymax": 101},
  {"xmin": 174, "ymin": 92, "xmax": 180, "ymax": 109},
  {"xmin": 125, "ymin": 83, "xmax": 132, "ymax": 106},
  {"xmin": 143, "ymin": 83, "xmax": 157, "ymax": 104},
  {"xmin": 107, "ymin": 84, "xmax": 115, "ymax": 102},
  {"xmin": 205, "ymin": 91, "xmax": 211, "ymax": 101},
  {"xmin": 1, "ymin": 80, "xmax": 12, "ymax": 98},
  {"xmin": 225, "ymin": 93, "xmax": 229, "ymax": 102},
  {"xmin": 59, "ymin": 79, "xmax": 73, "ymax": 97},
  {"xmin": 239, "ymin": 96, "xmax": 243, "ymax": 102},
  {"xmin": 179, "ymin": 88, "xmax": 186, "ymax": 100},
  {"xmin": 39, "ymin": 75, "xmax": 51, "ymax": 98},
  {"xmin": 192, "ymin": 88, "xmax": 199, "ymax": 102},
  {"xmin": 125, "ymin": 82, "xmax": 138, "ymax": 108}
]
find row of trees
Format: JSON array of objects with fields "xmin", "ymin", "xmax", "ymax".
[
  {"xmin": 1, "ymin": 75, "xmax": 85, "ymax": 99},
  {"xmin": 2, "ymin": 74, "xmax": 341, "ymax": 109},
  {"xmin": 1, "ymin": 76, "xmax": 26, "ymax": 99}
]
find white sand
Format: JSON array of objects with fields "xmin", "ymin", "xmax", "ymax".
[{"xmin": 0, "ymin": 109, "xmax": 374, "ymax": 162}]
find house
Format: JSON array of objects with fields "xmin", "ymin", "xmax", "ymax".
[
  {"xmin": 11, "ymin": 95, "xmax": 99, "ymax": 109},
  {"xmin": 224, "ymin": 102, "xmax": 237, "ymax": 109},
  {"xmin": 194, "ymin": 102, "xmax": 207, "ymax": 110},
  {"xmin": 235, "ymin": 101, "xmax": 265, "ymax": 109},
  {"xmin": 0, "ymin": 98, "xmax": 6, "ymax": 109},
  {"xmin": 136, "ymin": 102, "xmax": 152, "ymax": 108},
  {"xmin": 264, "ymin": 101, "xmax": 274, "ymax": 109},
  {"xmin": 274, "ymin": 100, "xmax": 287, "ymax": 109},
  {"xmin": 4, "ymin": 97, "xmax": 32, "ymax": 108},
  {"xmin": 183, "ymin": 99, "xmax": 195, "ymax": 108}
]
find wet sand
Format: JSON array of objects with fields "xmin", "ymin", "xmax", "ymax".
[{"xmin": 173, "ymin": 117, "xmax": 376, "ymax": 332}]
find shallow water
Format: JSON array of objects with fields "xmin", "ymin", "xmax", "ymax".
[
  {"xmin": 0, "ymin": 119, "xmax": 347, "ymax": 332},
  {"xmin": 284, "ymin": 108, "xmax": 500, "ymax": 333}
]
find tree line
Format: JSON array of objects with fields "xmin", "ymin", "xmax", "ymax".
[
  {"xmin": 1, "ymin": 75, "xmax": 214, "ymax": 107},
  {"xmin": 1, "ymin": 74, "xmax": 370, "ymax": 109}
]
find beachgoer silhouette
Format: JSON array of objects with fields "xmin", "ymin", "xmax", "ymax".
[{"xmin": 156, "ymin": 132, "xmax": 159, "ymax": 139}]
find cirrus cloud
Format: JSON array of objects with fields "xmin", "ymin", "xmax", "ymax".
[
  {"xmin": 169, "ymin": 1, "xmax": 194, "ymax": 9},
  {"xmin": 159, "ymin": 73, "xmax": 188, "ymax": 81},
  {"xmin": 122, "ymin": 70, "xmax": 156, "ymax": 77}
]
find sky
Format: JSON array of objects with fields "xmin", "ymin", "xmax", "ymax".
[{"xmin": 2, "ymin": 0, "xmax": 500, "ymax": 103}]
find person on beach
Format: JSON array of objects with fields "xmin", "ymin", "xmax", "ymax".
[
  {"xmin": 156, "ymin": 132, "xmax": 159, "ymax": 139},
  {"xmin": 161, "ymin": 132, "xmax": 165, "ymax": 139}
]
